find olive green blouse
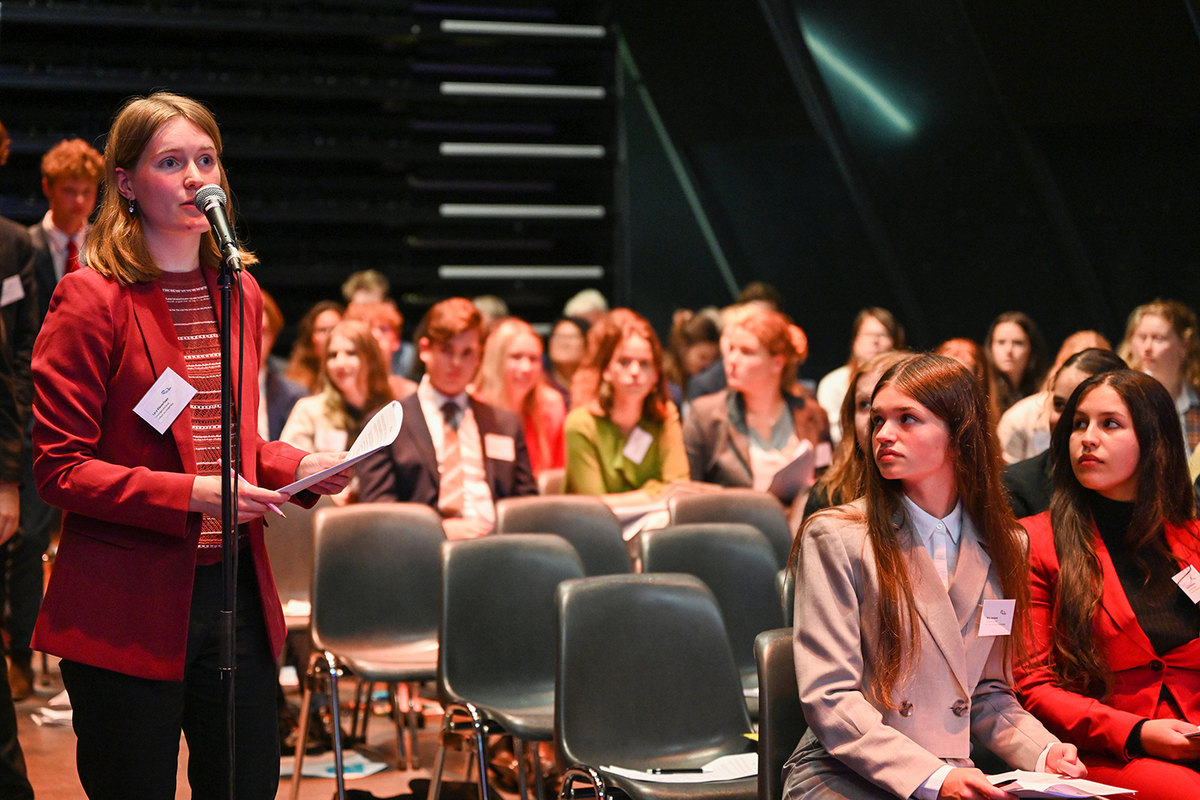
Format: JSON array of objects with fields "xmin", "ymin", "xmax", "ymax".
[{"xmin": 562, "ymin": 402, "xmax": 689, "ymax": 495}]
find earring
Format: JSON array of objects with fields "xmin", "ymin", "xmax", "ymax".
[{"xmin": 127, "ymin": 198, "xmax": 136, "ymax": 214}]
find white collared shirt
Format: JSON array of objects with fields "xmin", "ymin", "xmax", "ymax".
[
  {"xmin": 39, "ymin": 211, "xmax": 87, "ymax": 283},
  {"xmin": 901, "ymin": 494, "xmax": 963, "ymax": 589},
  {"xmin": 417, "ymin": 376, "xmax": 494, "ymax": 525}
]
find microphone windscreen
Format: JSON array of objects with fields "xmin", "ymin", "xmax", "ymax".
[{"xmin": 195, "ymin": 184, "xmax": 227, "ymax": 212}]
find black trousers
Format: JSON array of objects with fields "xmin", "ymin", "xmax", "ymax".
[
  {"xmin": 0, "ymin": 656, "xmax": 32, "ymax": 800},
  {"xmin": 61, "ymin": 555, "xmax": 280, "ymax": 800}
]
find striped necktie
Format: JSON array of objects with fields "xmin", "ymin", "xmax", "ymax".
[{"xmin": 438, "ymin": 401, "xmax": 464, "ymax": 517}]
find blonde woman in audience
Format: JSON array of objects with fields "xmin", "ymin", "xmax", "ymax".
[
  {"xmin": 1118, "ymin": 299, "xmax": 1200, "ymax": 464},
  {"xmin": 281, "ymin": 319, "xmax": 393, "ymax": 459},
  {"xmin": 802, "ymin": 350, "xmax": 909, "ymax": 518},
  {"xmin": 683, "ymin": 304, "xmax": 828, "ymax": 514},
  {"xmin": 474, "ymin": 317, "xmax": 567, "ymax": 478},
  {"xmin": 817, "ymin": 307, "xmax": 905, "ymax": 444},
  {"xmin": 286, "ymin": 299, "xmax": 343, "ymax": 392},
  {"xmin": 564, "ymin": 309, "xmax": 688, "ymax": 499},
  {"xmin": 997, "ymin": 330, "xmax": 1111, "ymax": 464}
]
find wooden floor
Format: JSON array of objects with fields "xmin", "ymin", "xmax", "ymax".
[{"xmin": 15, "ymin": 656, "xmax": 477, "ymax": 800}]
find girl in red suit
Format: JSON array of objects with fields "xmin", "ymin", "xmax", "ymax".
[
  {"xmin": 30, "ymin": 93, "xmax": 349, "ymax": 800},
  {"xmin": 1016, "ymin": 369, "xmax": 1200, "ymax": 798}
]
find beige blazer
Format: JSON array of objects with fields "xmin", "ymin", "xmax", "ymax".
[{"xmin": 785, "ymin": 500, "xmax": 1057, "ymax": 799}]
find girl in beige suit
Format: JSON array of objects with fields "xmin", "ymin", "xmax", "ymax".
[{"xmin": 783, "ymin": 354, "xmax": 1086, "ymax": 800}]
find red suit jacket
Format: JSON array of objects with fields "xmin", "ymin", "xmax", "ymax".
[
  {"xmin": 30, "ymin": 266, "xmax": 310, "ymax": 681},
  {"xmin": 1015, "ymin": 511, "xmax": 1200, "ymax": 758}
]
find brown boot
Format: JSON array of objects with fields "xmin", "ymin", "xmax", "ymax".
[{"xmin": 8, "ymin": 651, "xmax": 34, "ymax": 702}]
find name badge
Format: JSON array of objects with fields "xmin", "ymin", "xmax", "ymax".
[
  {"xmin": 978, "ymin": 599, "xmax": 1015, "ymax": 637},
  {"xmin": 1173, "ymin": 565, "xmax": 1200, "ymax": 604},
  {"xmin": 484, "ymin": 433, "xmax": 516, "ymax": 462},
  {"xmin": 133, "ymin": 367, "xmax": 197, "ymax": 434},
  {"xmin": 0, "ymin": 275, "xmax": 25, "ymax": 308},
  {"xmin": 622, "ymin": 426, "xmax": 654, "ymax": 465}
]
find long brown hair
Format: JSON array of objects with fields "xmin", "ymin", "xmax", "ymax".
[
  {"xmin": 1048, "ymin": 369, "xmax": 1197, "ymax": 697},
  {"xmin": 319, "ymin": 320, "xmax": 393, "ymax": 444},
  {"xmin": 286, "ymin": 300, "xmax": 344, "ymax": 391},
  {"xmin": 571, "ymin": 308, "xmax": 670, "ymax": 423},
  {"xmin": 85, "ymin": 92, "xmax": 257, "ymax": 283},
  {"xmin": 854, "ymin": 353, "xmax": 1031, "ymax": 707},
  {"xmin": 1118, "ymin": 299, "xmax": 1200, "ymax": 391}
]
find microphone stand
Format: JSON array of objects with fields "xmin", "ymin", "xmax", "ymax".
[{"xmin": 218, "ymin": 247, "xmax": 241, "ymax": 800}]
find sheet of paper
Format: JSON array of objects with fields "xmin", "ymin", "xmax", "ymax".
[
  {"xmin": 276, "ymin": 401, "xmax": 402, "ymax": 495},
  {"xmin": 601, "ymin": 752, "xmax": 756, "ymax": 783},
  {"xmin": 988, "ymin": 770, "xmax": 1134, "ymax": 798}
]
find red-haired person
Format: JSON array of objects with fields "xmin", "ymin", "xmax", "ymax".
[
  {"xmin": 784, "ymin": 354, "xmax": 1085, "ymax": 800},
  {"xmin": 1015, "ymin": 370, "xmax": 1200, "ymax": 799},
  {"xmin": 564, "ymin": 309, "xmax": 688, "ymax": 501},
  {"xmin": 358, "ymin": 297, "xmax": 536, "ymax": 538},
  {"xmin": 473, "ymin": 317, "xmax": 566, "ymax": 478}
]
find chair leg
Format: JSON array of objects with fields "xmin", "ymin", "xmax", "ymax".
[
  {"xmin": 532, "ymin": 740, "xmax": 545, "ymax": 800},
  {"xmin": 514, "ymin": 738, "xmax": 530, "ymax": 800},
  {"xmin": 560, "ymin": 766, "xmax": 607, "ymax": 800},
  {"xmin": 290, "ymin": 650, "xmax": 323, "ymax": 800},
  {"xmin": 429, "ymin": 707, "xmax": 453, "ymax": 800},
  {"xmin": 390, "ymin": 683, "xmax": 409, "ymax": 770},
  {"xmin": 430, "ymin": 703, "xmax": 491, "ymax": 800},
  {"xmin": 405, "ymin": 681, "xmax": 422, "ymax": 770},
  {"xmin": 323, "ymin": 652, "xmax": 348, "ymax": 800},
  {"xmin": 351, "ymin": 679, "xmax": 371, "ymax": 743}
]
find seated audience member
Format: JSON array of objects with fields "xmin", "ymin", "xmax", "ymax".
[
  {"xmin": 563, "ymin": 287, "xmax": 608, "ymax": 325},
  {"xmin": 281, "ymin": 320, "xmax": 393, "ymax": 454},
  {"xmin": 345, "ymin": 299, "xmax": 417, "ymax": 400},
  {"xmin": 473, "ymin": 294, "xmax": 509, "ymax": 337},
  {"xmin": 286, "ymin": 299, "xmax": 343, "ymax": 392},
  {"xmin": 664, "ymin": 309, "xmax": 721, "ymax": 407},
  {"xmin": 997, "ymin": 330, "xmax": 1111, "ymax": 464},
  {"xmin": 545, "ymin": 316, "xmax": 588, "ymax": 406},
  {"xmin": 341, "ymin": 269, "xmax": 416, "ymax": 379},
  {"xmin": 564, "ymin": 309, "xmax": 688, "ymax": 498},
  {"xmin": 802, "ymin": 350, "xmax": 909, "ymax": 519},
  {"xmin": 259, "ymin": 290, "xmax": 307, "ymax": 441},
  {"xmin": 784, "ymin": 354, "xmax": 1085, "ymax": 800},
  {"xmin": 474, "ymin": 317, "xmax": 567, "ymax": 478},
  {"xmin": 1118, "ymin": 299, "xmax": 1200, "ymax": 466},
  {"xmin": 935, "ymin": 337, "xmax": 1002, "ymax": 426},
  {"xmin": 985, "ymin": 310, "xmax": 1048, "ymax": 414},
  {"xmin": 1002, "ymin": 349, "xmax": 1126, "ymax": 519},
  {"xmin": 683, "ymin": 304, "xmax": 828, "ymax": 513},
  {"xmin": 817, "ymin": 307, "xmax": 905, "ymax": 445},
  {"xmin": 357, "ymin": 298, "xmax": 536, "ymax": 537},
  {"xmin": 687, "ymin": 284, "xmax": 791, "ymax": 401},
  {"xmin": 1015, "ymin": 369, "xmax": 1200, "ymax": 799}
]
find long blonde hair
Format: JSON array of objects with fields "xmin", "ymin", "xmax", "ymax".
[
  {"xmin": 475, "ymin": 317, "xmax": 561, "ymax": 468},
  {"xmin": 85, "ymin": 92, "xmax": 257, "ymax": 284},
  {"xmin": 319, "ymin": 320, "xmax": 393, "ymax": 443}
]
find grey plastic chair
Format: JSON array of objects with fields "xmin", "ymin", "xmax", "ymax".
[
  {"xmin": 556, "ymin": 573, "xmax": 757, "ymax": 800},
  {"xmin": 641, "ymin": 524, "xmax": 784, "ymax": 703},
  {"xmin": 668, "ymin": 489, "xmax": 794, "ymax": 568},
  {"xmin": 754, "ymin": 629, "xmax": 806, "ymax": 800},
  {"xmin": 775, "ymin": 569, "xmax": 795, "ymax": 628},
  {"xmin": 290, "ymin": 503, "xmax": 446, "ymax": 800},
  {"xmin": 262, "ymin": 494, "xmax": 333, "ymax": 632},
  {"xmin": 495, "ymin": 495, "xmax": 632, "ymax": 575},
  {"xmin": 431, "ymin": 533, "xmax": 585, "ymax": 800}
]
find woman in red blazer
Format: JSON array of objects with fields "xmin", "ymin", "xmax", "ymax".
[
  {"xmin": 30, "ymin": 93, "xmax": 348, "ymax": 800},
  {"xmin": 1016, "ymin": 369, "xmax": 1200, "ymax": 799}
]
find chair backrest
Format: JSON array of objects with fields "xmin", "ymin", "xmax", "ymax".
[
  {"xmin": 668, "ymin": 489, "xmax": 793, "ymax": 568},
  {"xmin": 494, "ymin": 495, "xmax": 631, "ymax": 575},
  {"xmin": 556, "ymin": 573, "xmax": 754, "ymax": 771},
  {"xmin": 755, "ymin": 628, "xmax": 806, "ymax": 800},
  {"xmin": 776, "ymin": 568, "xmax": 795, "ymax": 628},
  {"xmin": 537, "ymin": 467, "xmax": 565, "ymax": 495},
  {"xmin": 439, "ymin": 534, "xmax": 584, "ymax": 709},
  {"xmin": 641, "ymin": 524, "xmax": 784, "ymax": 683},
  {"xmin": 263, "ymin": 494, "xmax": 333, "ymax": 617},
  {"xmin": 309, "ymin": 502, "xmax": 446, "ymax": 654}
]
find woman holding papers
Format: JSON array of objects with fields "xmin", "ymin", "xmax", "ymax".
[
  {"xmin": 29, "ymin": 93, "xmax": 349, "ymax": 800},
  {"xmin": 683, "ymin": 303, "xmax": 829, "ymax": 513},
  {"xmin": 784, "ymin": 354, "xmax": 1085, "ymax": 800},
  {"xmin": 1014, "ymin": 369, "xmax": 1200, "ymax": 799}
]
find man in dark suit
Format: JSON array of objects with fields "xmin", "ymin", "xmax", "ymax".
[
  {"xmin": 0, "ymin": 116, "xmax": 36, "ymax": 800},
  {"xmin": 358, "ymin": 297, "xmax": 535, "ymax": 537}
]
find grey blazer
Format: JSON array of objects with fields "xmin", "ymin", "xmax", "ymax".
[{"xmin": 783, "ymin": 500, "xmax": 1057, "ymax": 800}]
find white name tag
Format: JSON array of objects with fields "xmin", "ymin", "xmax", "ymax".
[
  {"xmin": 978, "ymin": 599, "xmax": 1016, "ymax": 637},
  {"xmin": 133, "ymin": 367, "xmax": 197, "ymax": 434},
  {"xmin": 0, "ymin": 275, "xmax": 25, "ymax": 308},
  {"xmin": 484, "ymin": 433, "xmax": 516, "ymax": 462},
  {"xmin": 1173, "ymin": 565, "xmax": 1200, "ymax": 604},
  {"xmin": 622, "ymin": 426, "xmax": 654, "ymax": 465}
]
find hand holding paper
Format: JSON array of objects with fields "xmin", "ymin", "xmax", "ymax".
[{"xmin": 278, "ymin": 401, "xmax": 403, "ymax": 495}]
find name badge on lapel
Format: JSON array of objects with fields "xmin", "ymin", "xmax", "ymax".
[
  {"xmin": 622, "ymin": 426, "xmax": 653, "ymax": 465},
  {"xmin": 978, "ymin": 599, "xmax": 1015, "ymax": 637},
  {"xmin": 0, "ymin": 275, "xmax": 25, "ymax": 308},
  {"xmin": 133, "ymin": 367, "xmax": 197, "ymax": 434},
  {"xmin": 484, "ymin": 433, "xmax": 516, "ymax": 462},
  {"xmin": 1173, "ymin": 565, "xmax": 1200, "ymax": 604}
]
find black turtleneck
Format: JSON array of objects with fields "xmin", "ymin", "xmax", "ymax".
[{"xmin": 1090, "ymin": 492, "xmax": 1200, "ymax": 656}]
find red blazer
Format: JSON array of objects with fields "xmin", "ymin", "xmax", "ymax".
[
  {"xmin": 30, "ymin": 266, "xmax": 310, "ymax": 681},
  {"xmin": 1015, "ymin": 510, "xmax": 1200, "ymax": 759}
]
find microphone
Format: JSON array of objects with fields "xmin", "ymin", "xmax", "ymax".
[{"xmin": 194, "ymin": 184, "xmax": 242, "ymax": 271}]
